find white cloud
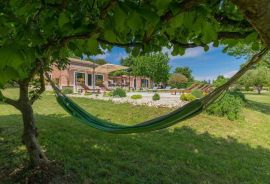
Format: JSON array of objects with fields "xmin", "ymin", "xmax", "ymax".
[
  {"xmin": 162, "ymin": 47, "xmax": 205, "ymax": 60},
  {"xmin": 162, "ymin": 44, "xmax": 219, "ymax": 60},
  {"xmin": 117, "ymin": 52, "xmax": 128, "ymax": 60},
  {"xmin": 223, "ymin": 70, "xmax": 237, "ymax": 78},
  {"xmin": 195, "ymin": 70, "xmax": 238, "ymax": 82},
  {"xmin": 195, "ymin": 75, "xmax": 216, "ymax": 81},
  {"xmin": 91, "ymin": 51, "xmax": 110, "ymax": 60}
]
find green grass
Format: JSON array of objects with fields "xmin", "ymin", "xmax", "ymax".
[{"xmin": 1, "ymin": 89, "xmax": 270, "ymax": 183}]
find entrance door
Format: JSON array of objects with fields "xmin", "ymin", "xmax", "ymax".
[{"xmin": 134, "ymin": 79, "xmax": 137, "ymax": 89}]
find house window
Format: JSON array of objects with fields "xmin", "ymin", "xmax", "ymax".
[
  {"xmin": 95, "ymin": 74, "xmax": 104, "ymax": 81},
  {"xmin": 75, "ymin": 72, "xmax": 85, "ymax": 86},
  {"xmin": 88, "ymin": 74, "xmax": 92, "ymax": 86},
  {"xmin": 141, "ymin": 79, "xmax": 149, "ymax": 88},
  {"xmin": 95, "ymin": 74, "xmax": 104, "ymax": 87}
]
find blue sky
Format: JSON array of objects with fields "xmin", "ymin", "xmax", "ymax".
[{"xmin": 91, "ymin": 46, "xmax": 246, "ymax": 81}]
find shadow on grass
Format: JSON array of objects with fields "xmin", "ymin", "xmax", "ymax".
[
  {"xmin": 1, "ymin": 114, "xmax": 270, "ymax": 184},
  {"xmin": 246, "ymin": 99, "xmax": 270, "ymax": 115}
]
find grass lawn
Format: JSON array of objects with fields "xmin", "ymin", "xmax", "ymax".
[{"xmin": 1, "ymin": 89, "xmax": 270, "ymax": 183}]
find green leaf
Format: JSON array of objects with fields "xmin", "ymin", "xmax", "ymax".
[
  {"xmin": 87, "ymin": 38, "xmax": 99, "ymax": 54},
  {"xmin": 245, "ymin": 32, "xmax": 258, "ymax": 43},
  {"xmin": 104, "ymin": 30, "xmax": 117, "ymax": 42},
  {"xmin": 58, "ymin": 12, "xmax": 69, "ymax": 28},
  {"xmin": 113, "ymin": 5, "xmax": 126, "ymax": 32},
  {"xmin": 204, "ymin": 45, "xmax": 209, "ymax": 51},
  {"xmin": 127, "ymin": 11, "xmax": 143, "ymax": 31},
  {"xmin": 201, "ymin": 22, "xmax": 217, "ymax": 43},
  {"xmin": 170, "ymin": 14, "xmax": 184, "ymax": 28},
  {"xmin": 251, "ymin": 42, "xmax": 260, "ymax": 51},
  {"xmin": 152, "ymin": 0, "xmax": 172, "ymax": 15},
  {"xmin": 213, "ymin": 40, "xmax": 219, "ymax": 47}
]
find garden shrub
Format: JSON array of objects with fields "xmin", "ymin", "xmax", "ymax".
[
  {"xmin": 131, "ymin": 94, "xmax": 142, "ymax": 100},
  {"xmin": 62, "ymin": 88, "xmax": 73, "ymax": 94},
  {"xmin": 191, "ymin": 89, "xmax": 204, "ymax": 98},
  {"xmin": 180, "ymin": 93, "xmax": 196, "ymax": 101},
  {"xmin": 112, "ymin": 88, "xmax": 126, "ymax": 97},
  {"xmin": 229, "ymin": 91, "xmax": 246, "ymax": 102},
  {"xmin": 206, "ymin": 92, "xmax": 245, "ymax": 120},
  {"xmin": 152, "ymin": 93, "xmax": 160, "ymax": 101}
]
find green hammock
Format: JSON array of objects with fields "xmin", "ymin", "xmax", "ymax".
[{"xmin": 47, "ymin": 48, "xmax": 268, "ymax": 134}]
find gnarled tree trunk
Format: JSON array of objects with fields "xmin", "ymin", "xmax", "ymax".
[
  {"xmin": 19, "ymin": 82, "xmax": 48, "ymax": 167},
  {"xmin": 231, "ymin": 0, "xmax": 270, "ymax": 48}
]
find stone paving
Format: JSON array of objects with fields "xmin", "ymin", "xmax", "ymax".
[{"xmin": 69, "ymin": 92, "xmax": 187, "ymax": 108}]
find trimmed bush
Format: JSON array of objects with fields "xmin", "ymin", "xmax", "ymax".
[
  {"xmin": 62, "ymin": 88, "xmax": 73, "ymax": 94},
  {"xmin": 206, "ymin": 92, "xmax": 245, "ymax": 120},
  {"xmin": 191, "ymin": 89, "xmax": 204, "ymax": 98},
  {"xmin": 152, "ymin": 93, "xmax": 160, "ymax": 101},
  {"xmin": 131, "ymin": 94, "xmax": 142, "ymax": 100},
  {"xmin": 180, "ymin": 93, "xmax": 196, "ymax": 101},
  {"xmin": 112, "ymin": 88, "xmax": 126, "ymax": 97}
]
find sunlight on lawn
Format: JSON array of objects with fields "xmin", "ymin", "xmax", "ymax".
[{"xmin": 1, "ymin": 89, "xmax": 270, "ymax": 183}]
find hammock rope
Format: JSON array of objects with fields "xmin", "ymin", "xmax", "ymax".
[{"xmin": 46, "ymin": 48, "xmax": 268, "ymax": 133}]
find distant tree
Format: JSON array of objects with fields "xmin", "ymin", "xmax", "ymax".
[
  {"xmin": 122, "ymin": 53, "xmax": 170, "ymax": 84},
  {"xmin": 168, "ymin": 73, "xmax": 188, "ymax": 89},
  {"xmin": 174, "ymin": 67, "xmax": 194, "ymax": 82},
  {"xmin": 226, "ymin": 44, "xmax": 270, "ymax": 93},
  {"xmin": 95, "ymin": 59, "xmax": 107, "ymax": 65},
  {"xmin": 120, "ymin": 57, "xmax": 134, "ymax": 67},
  {"xmin": 239, "ymin": 66, "xmax": 270, "ymax": 94},
  {"xmin": 110, "ymin": 70, "xmax": 128, "ymax": 77},
  {"xmin": 213, "ymin": 75, "xmax": 229, "ymax": 88}
]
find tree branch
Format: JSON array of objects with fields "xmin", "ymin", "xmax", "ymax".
[
  {"xmin": 214, "ymin": 14, "xmax": 252, "ymax": 30},
  {"xmin": 0, "ymin": 90, "xmax": 21, "ymax": 110},
  {"xmin": 217, "ymin": 31, "xmax": 252, "ymax": 39}
]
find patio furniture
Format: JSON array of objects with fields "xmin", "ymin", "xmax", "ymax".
[{"xmin": 81, "ymin": 84, "xmax": 100, "ymax": 94}]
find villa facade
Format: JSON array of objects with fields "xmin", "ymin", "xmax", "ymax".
[{"xmin": 49, "ymin": 58, "xmax": 150, "ymax": 93}]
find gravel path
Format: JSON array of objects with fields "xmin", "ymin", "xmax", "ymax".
[{"xmin": 69, "ymin": 92, "xmax": 187, "ymax": 108}]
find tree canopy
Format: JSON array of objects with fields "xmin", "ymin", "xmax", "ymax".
[
  {"xmin": 122, "ymin": 53, "xmax": 170, "ymax": 83},
  {"xmin": 0, "ymin": 0, "xmax": 262, "ymax": 89},
  {"xmin": 239, "ymin": 65, "xmax": 270, "ymax": 94},
  {"xmin": 174, "ymin": 67, "xmax": 194, "ymax": 82},
  {"xmin": 213, "ymin": 75, "xmax": 229, "ymax": 88},
  {"xmin": 168, "ymin": 73, "xmax": 188, "ymax": 89}
]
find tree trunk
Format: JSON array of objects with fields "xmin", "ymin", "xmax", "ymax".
[
  {"xmin": 256, "ymin": 86, "xmax": 262, "ymax": 94},
  {"xmin": 231, "ymin": 0, "xmax": 270, "ymax": 48},
  {"xmin": 19, "ymin": 82, "xmax": 48, "ymax": 167}
]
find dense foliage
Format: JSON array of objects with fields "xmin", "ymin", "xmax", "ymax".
[
  {"xmin": 239, "ymin": 65, "xmax": 270, "ymax": 94},
  {"xmin": 168, "ymin": 73, "xmax": 188, "ymax": 88},
  {"xmin": 152, "ymin": 93, "xmax": 160, "ymax": 101},
  {"xmin": 213, "ymin": 75, "xmax": 229, "ymax": 88},
  {"xmin": 121, "ymin": 53, "xmax": 170, "ymax": 83},
  {"xmin": 174, "ymin": 67, "xmax": 194, "ymax": 82},
  {"xmin": 0, "ymin": 0, "xmax": 260, "ymax": 89},
  {"xmin": 180, "ymin": 93, "xmax": 196, "ymax": 102},
  {"xmin": 112, "ymin": 88, "xmax": 126, "ymax": 97},
  {"xmin": 62, "ymin": 88, "xmax": 73, "ymax": 95},
  {"xmin": 206, "ymin": 92, "xmax": 245, "ymax": 120}
]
